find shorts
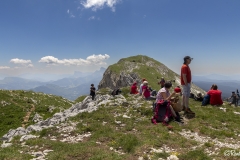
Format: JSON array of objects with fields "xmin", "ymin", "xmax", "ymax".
[{"xmin": 182, "ymin": 83, "xmax": 191, "ymax": 97}]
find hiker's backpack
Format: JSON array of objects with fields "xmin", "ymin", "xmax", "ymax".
[
  {"xmin": 202, "ymin": 94, "xmax": 210, "ymax": 106},
  {"xmin": 151, "ymin": 100, "xmax": 172, "ymax": 124},
  {"xmin": 111, "ymin": 88, "xmax": 121, "ymax": 96}
]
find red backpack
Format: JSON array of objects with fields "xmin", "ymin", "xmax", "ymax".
[{"xmin": 151, "ymin": 100, "xmax": 172, "ymax": 124}]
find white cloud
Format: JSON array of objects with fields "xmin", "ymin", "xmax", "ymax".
[
  {"xmin": 67, "ymin": 9, "xmax": 75, "ymax": 18},
  {"xmin": 28, "ymin": 64, "xmax": 34, "ymax": 67},
  {"xmin": 10, "ymin": 58, "xmax": 32, "ymax": 64},
  {"xmin": 88, "ymin": 16, "xmax": 95, "ymax": 20},
  {"xmin": 81, "ymin": 0, "xmax": 121, "ymax": 12},
  {"xmin": 10, "ymin": 58, "xmax": 34, "ymax": 68},
  {"xmin": 39, "ymin": 54, "xmax": 110, "ymax": 66},
  {"xmin": 0, "ymin": 66, "xmax": 10, "ymax": 69}
]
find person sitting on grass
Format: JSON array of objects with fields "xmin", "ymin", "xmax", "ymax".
[
  {"xmin": 207, "ymin": 84, "xmax": 223, "ymax": 106},
  {"xmin": 141, "ymin": 81, "xmax": 155, "ymax": 100},
  {"xmin": 227, "ymin": 91, "xmax": 238, "ymax": 107},
  {"xmin": 155, "ymin": 81, "xmax": 182, "ymax": 123},
  {"xmin": 130, "ymin": 81, "xmax": 139, "ymax": 94},
  {"xmin": 139, "ymin": 78, "xmax": 146, "ymax": 96}
]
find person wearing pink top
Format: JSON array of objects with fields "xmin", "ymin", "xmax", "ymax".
[{"xmin": 141, "ymin": 81, "xmax": 155, "ymax": 100}]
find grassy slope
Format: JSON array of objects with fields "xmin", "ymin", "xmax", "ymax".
[
  {"xmin": 1, "ymin": 88, "xmax": 240, "ymax": 160},
  {"xmin": 0, "ymin": 90, "xmax": 74, "ymax": 138}
]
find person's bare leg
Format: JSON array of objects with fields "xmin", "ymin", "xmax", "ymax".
[
  {"xmin": 182, "ymin": 95, "xmax": 186, "ymax": 110},
  {"xmin": 185, "ymin": 96, "xmax": 189, "ymax": 109}
]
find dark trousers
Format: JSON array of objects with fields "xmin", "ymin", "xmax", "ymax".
[{"xmin": 91, "ymin": 94, "xmax": 95, "ymax": 100}]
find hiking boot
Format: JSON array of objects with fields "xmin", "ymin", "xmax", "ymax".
[
  {"xmin": 184, "ymin": 108, "xmax": 196, "ymax": 119},
  {"xmin": 184, "ymin": 107, "xmax": 195, "ymax": 114}
]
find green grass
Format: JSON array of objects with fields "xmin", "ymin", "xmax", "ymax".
[
  {"xmin": 1, "ymin": 89, "xmax": 240, "ymax": 159},
  {"xmin": 74, "ymin": 95, "xmax": 87, "ymax": 103}
]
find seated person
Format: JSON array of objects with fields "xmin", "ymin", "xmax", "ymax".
[
  {"xmin": 156, "ymin": 81, "xmax": 182, "ymax": 122},
  {"xmin": 139, "ymin": 78, "xmax": 146, "ymax": 96},
  {"xmin": 227, "ymin": 92, "xmax": 238, "ymax": 107},
  {"xmin": 130, "ymin": 82, "xmax": 139, "ymax": 94},
  {"xmin": 201, "ymin": 84, "xmax": 215, "ymax": 106},
  {"xmin": 207, "ymin": 84, "xmax": 223, "ymax": 105},
  {"xmin": 141, "ymin": 81, "xmax": 155, "ymax": 100}
]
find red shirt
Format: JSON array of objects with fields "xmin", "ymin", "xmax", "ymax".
[
  {"xmin": 130, "ymin": 84, "xmax": 138, "ymax": 94},
  {"xmin": 142, "ymin": 85, "xmax": 150, "ymax": 98},
  {"xmin": 207, "ymin": 90, "xmax": 223, "ymax": 105},
  {"xmin": 181, "ymin": 64, "xmax": 191, "ymax": 85}
]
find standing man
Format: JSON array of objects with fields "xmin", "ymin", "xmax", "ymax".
[
  {"xmin": 90, "ymin": 84, "xmax": 96, "ymax": 100},
  {"xmin": 181, "ymin": 56, "xmax": 195, "ymax": 115}
]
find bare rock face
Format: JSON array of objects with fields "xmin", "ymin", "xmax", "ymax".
[{"xmin": 98, "ymin": 70, "xmax": 140, "ymax": 90}]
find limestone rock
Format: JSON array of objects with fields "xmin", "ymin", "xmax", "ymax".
[
  {"xmin": 32, "ymin": 113, "xmax": 43, "ymax": 123},
  {"xmin": 20, "ymin": 135, "xmax": 39, "ymax": 142}
]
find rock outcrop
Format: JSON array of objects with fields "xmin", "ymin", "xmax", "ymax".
[{"xmin": 1, "ymin": 94, "xmax": 127, "ymax": 143}]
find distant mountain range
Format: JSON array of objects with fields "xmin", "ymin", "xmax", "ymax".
[
  {"xmin": 0, "ymin": 67, "xmax": 106, "ymax": 100},
  {"xmin": 193, "ymin": 74, "xmax": 240, "ymax": 81}
]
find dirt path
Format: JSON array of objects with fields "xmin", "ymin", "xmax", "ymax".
[{"xmin": 22, "ymin": 104, "xmax": 35, "ymax": 128}]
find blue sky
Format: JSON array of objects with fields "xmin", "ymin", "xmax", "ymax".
[{"xmin": 1, "ymin": 0, "xmax": 240, "ymax": 80}]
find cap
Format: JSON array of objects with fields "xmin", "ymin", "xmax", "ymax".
[
  {"xmin": 142, "ymin": 78, "xmax": 146, "ymax": 82},
  {"xmin": 184, "ymin": 56, "xmax": 193, "ymax": 60},
  {"xmin": 174, "ymin": 87, "xmax": 181, "ymax": 93}
]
